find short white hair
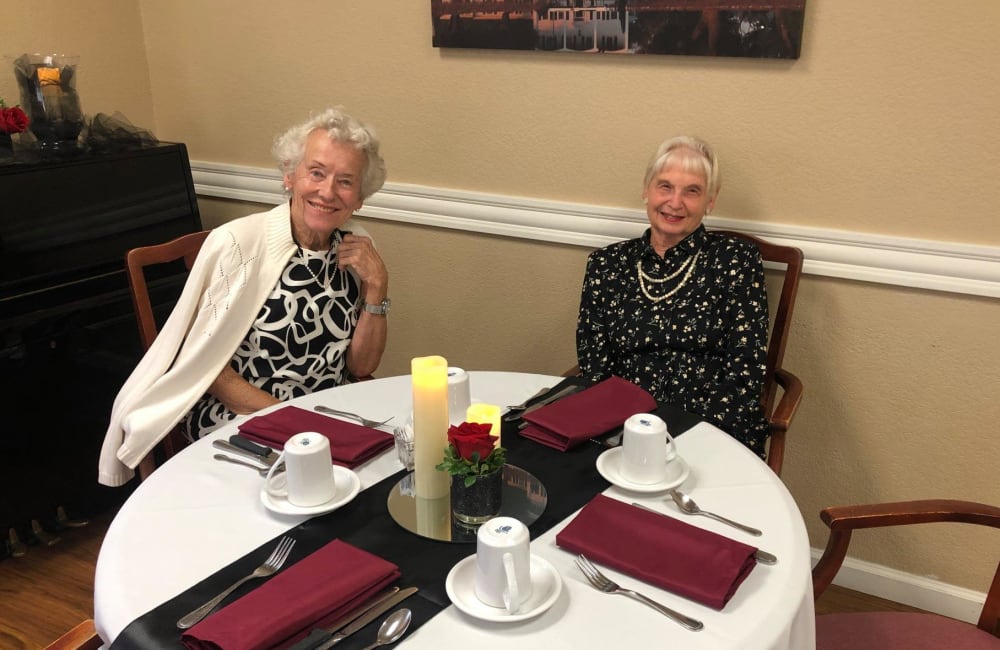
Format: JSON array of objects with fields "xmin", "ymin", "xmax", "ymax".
[
  {"xmin": 643, "ymin": 136, "xmax": 720, "ymax": 197},
  {"xmin": 272, "ymin": 107, "xmax": 387, "ymax": 200}
]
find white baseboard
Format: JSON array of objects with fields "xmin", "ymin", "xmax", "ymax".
[
  {"xmin": 811, "ymin": 548, "xmax": 987, "ymax": 624},
  {"xmin": 191, "ymin": 160, "xmax": 1000, "ymax": 299}
]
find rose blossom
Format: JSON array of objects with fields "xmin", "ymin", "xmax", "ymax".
[
  {"xmin": 446, "ymin": 421, "xmax": 497, "ymax": 461},
  {"xmin": 0, "ymin": 106, "xmax": 29, "ymax": 134}
]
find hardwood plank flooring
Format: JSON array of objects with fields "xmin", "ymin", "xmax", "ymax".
[{"xmin": 1, "ymin": 509, "xmax": 929, "ymax": 649}]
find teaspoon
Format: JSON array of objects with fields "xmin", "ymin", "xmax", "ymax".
[
  {"xmin": 360, "ymin": 608, "xmax": 412, "ymax": 650},
  {"xmin": 668, "ymin": 489, "xmax": 763, "ymax": 537}
]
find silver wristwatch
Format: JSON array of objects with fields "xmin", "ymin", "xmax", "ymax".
[{"xmin": 362, "ymin": 298, "xmax": 391, "ymax": 316}]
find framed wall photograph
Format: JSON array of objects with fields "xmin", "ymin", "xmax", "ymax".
[{"xmin": 431, "ymin": 0, "xmax": 806, "ymax": 59}]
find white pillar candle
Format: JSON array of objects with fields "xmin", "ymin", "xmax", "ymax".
[
  {"xmin": 466, "ymin": 403, "xmax": 503, "ymax": 447},
  {"xmin": 411, "ymin": 355, "xmax": 450, "ymax": 498}
]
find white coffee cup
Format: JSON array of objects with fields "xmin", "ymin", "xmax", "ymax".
[
  {"xmin": 474, "ymin": 516, "xmax": 532, "ymax": 613},
  {"xmin": 264, "ymin": 432, "xmax": 336, "ymax": 507},
  {"xmin": 621, "ymin": 413, "xmax": 678, "ymax": 484}
]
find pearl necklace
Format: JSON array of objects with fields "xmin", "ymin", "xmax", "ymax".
[
  {"xmin": 637, "ymin": 250, "xmax": 700, "ymax": 303},
  {"xmin": 294, "ymin": 232, "xmax": 339, "ymax": 291}
]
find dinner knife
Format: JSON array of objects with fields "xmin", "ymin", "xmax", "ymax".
[
  {"xmin": 211, "ymin": 439, "xmax": 276, "ymax": 467},
  {"xmin": 229, "ymin": 434, "xmax": 280, "ymax": 463},
  {"xmin": 629, "ymin": 502, "xmax": 778, "ymax": 565},
  {"xmin": 505, "ymin": 383, "xmax": 586, "ymax": 423},
  {"xmin": 292, "ymin": 586, "xmax": 418, "ymax": 650}
]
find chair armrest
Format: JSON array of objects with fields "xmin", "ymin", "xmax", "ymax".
[
  {"xmin": 821, "ymin": 499, "xmax": 1000, "ymax": 531},
  {"xmin": 812, "ymin": 500, "xmax": 1000, "ymax": 600},
  {"xmin": 770, "ymin": 367, "xmax": 802, "ymax": 433},
  {"xmin": 43, "ymin": 618, "xmax": 102, "ymax": 650},
  {"xmin": 764, "ymin": 368, "xmax": 801, "ymax": 476}
]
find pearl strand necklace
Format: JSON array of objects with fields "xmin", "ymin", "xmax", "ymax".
[
  {"xmin": 294, "ymin": 232, "xmax": 339, "ymax": 292},
  {"xmin": 637, "ymin": 250, "xmax": 700, "ymax": 303}
]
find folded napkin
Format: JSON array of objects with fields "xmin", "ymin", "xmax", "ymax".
[
  {"xmin": 182, "ymin": 539, "xmax": 400, "ymax": 650},
  {"xmin": 238, "ymin": 405, "xmax": 393, "ymax": 468},
  {"xmin": 520, "ymin": 376, "xmax": 656, "ymax": 451},
  {"xmin": 556, "ymin": 494, "xmax": 757, "ymax": 609}
]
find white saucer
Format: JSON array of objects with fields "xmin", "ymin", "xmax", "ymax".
[
  {"xmin": 445, "ymin": 554, "xmax": 562, "ymax": 623},
  {"xmin": 259, "ymin": 465, "xmax": 361, "ymax": 516},
  {"xmin": 596, "ymin": 447, "xmax": 690, "ymax": 494}
]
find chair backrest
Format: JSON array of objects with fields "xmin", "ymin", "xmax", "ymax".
[
  {"xmin": 125, "ymin": 230, "xmax": 209, "ymax": 479},
  {"xmin": 812, "ymin": 499, "xmax": 1000, "ymax": 636},
  {"xmin": 126, "ymin": 230, "xmax": 209, "ymax": 351},
  {"xmin": 710, "ymin": 229, "xmax": 804, "ymax": 475}
]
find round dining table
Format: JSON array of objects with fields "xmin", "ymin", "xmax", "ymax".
[{"xmin": 94, "ymin": 371, "xmax": 815, "ymax": 649}]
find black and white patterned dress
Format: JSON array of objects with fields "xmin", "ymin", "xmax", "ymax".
[
  {"xmin": 183, "ymin": 230, "xmax": 360, "ymax": 439},
  {"xmin": 576, "ymin": 226, "xmax": 770, "ymax": 456}
]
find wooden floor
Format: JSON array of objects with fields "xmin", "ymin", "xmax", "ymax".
[{"xmin": 0, "ymin": 510, "xmax": 929, "ymax": 650}]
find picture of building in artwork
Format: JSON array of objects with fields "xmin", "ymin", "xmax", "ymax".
[{"xmin": 431, "ymin": 0, "xmax": 806, "ymax": 60}]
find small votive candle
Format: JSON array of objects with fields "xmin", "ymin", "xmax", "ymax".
[{"xmin": 466, "ymin": 403, "xmax": 503, "ymax": 446}]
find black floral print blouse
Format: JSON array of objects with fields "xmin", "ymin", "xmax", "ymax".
[{"xmin": 576, "ymin": 225, "xmax": 770, "ymax": 456}]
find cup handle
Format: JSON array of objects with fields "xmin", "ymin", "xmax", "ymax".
[
  {"xmin": 665, "ymin": 432, "xmax": 678, "ymax": 463},
  {"xmin": 501, "ymin": 552, "xmax": 520, "ymax": 614},
  {"xmin": 264, "ymin": 450, "xmax": 288, "ymax": 497}
]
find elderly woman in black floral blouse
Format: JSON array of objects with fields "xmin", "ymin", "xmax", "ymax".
[{"xmin": 576, "ymin": 136, "xmax": 770, "ymax": 456}]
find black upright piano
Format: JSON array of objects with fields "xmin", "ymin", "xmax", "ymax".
[{"xmin": 0, "ymin": 143, "xmax": 203, "ymax": 544}]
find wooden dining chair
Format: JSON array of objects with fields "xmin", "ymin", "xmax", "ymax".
[
  {"xmin": 812, "ymin": 499, "xmax": 1000, "ymax": 648},
  {"xmin": 43, "ymin": 618, "xmax": 102, "ymax": 650},
  {"xmin": 711, "ymin": 230, "xmax": 803, "ymax": 476},
  {"xmin": 564, "ymin": 229, "xmax": 803, "ymax": 476},
  {"xmin": 125, "ymin": 229, "xmax": 210, "ymax": 480}
]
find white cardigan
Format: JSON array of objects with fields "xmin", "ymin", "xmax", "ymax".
[{"xmin": 98, "ymin": 203, "xmax": 369, "ymax": 486}]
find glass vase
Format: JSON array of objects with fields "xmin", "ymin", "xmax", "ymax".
[
  {"xmin": 13, "ymin": 54, "xmax": 84, "ymax": 152},
  {"xmin": 450, "ymin": 467, "xmax": 503, "ymax": 526}
]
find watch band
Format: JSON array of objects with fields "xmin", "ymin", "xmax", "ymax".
[{"xmin": 362, "ymin": 298, "xmax": 390, "ymax": 315}]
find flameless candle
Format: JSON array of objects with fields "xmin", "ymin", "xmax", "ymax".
[
  {"xmin": 411, "ymin": 355, "xmax": 450, "ymax": 498},
  {"xmin": 466, "ymin": 403, "xmax": 503, "ymax": 447}
]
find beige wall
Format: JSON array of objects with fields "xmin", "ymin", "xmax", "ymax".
[{"xmin": 13, "ymin": 0, "xmax": 999, "ymax": 597}]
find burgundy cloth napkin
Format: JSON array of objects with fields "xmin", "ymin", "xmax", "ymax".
[
  {"xmin": 238, "ymin": 405, "xmax": 393, "ymax": 468},
  {"xmin": 520, "ymin": 376, "xmax": 656, "ymax": 451},
  {"xmin": 556, "ymin": 494, "xmax": 757, "ymax": 610},
  {"xmin": 181, "ymin": 539, "xmax": 400, "ymax": 650}
]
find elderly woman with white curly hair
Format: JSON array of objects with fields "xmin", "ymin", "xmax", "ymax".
[{"xmin": 100, "ymin": 107, "xmax": 389, "ymax": 486}]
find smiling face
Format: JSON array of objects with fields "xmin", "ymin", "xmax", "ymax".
[
  {"xmin": 284, "ymin": 129, "xmax": 367, "ymax": 249},
  {"xmin": 642, "ymin": 163, "xmax": 717, "ymax": 254}
]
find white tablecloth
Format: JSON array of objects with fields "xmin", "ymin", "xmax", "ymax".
[{"xmin": 94, "ymin": 371, "xmax": 815, "ymax": 649}]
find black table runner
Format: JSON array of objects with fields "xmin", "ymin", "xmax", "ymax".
[{"xmin": 110, "ymin": 377, "xmax": 701, "ymax": 649}]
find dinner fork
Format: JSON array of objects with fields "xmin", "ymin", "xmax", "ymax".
[
  {"xmin": 313, "ymin": 405, "xmax": 393, "ymax": 428},
  {"xmin": 574, "ymin": 555, "xmax": 703, "ymax": 631},
  {"xmin": 176, "ymin": 536, "xmax": 296, "ymax": 629}
]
